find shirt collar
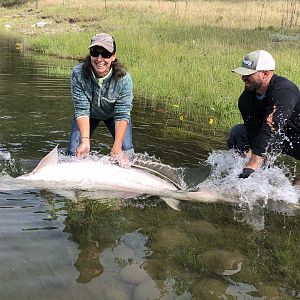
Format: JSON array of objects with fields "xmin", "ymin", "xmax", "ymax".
[
  {"xmin": 256, "ymin": 93, "xmax": 266, "ymax": 101},
  {"xmin": 92, "ymin": 68, "xmax": 113, "ymax": 86}
]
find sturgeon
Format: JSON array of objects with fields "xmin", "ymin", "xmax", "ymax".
[
  {"xmin": 6, "ymin": 145, "xmax": 227, "ymax": 210},
  {"xmin": 3, "ymin": 146, "xmax": 298, "ymax": 213}
]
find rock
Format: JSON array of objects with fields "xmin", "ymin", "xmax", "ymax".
[
  {"xmin": 201, "ymin": 249, "xmax": 244, "ymax": 276},
  {"xmin": 31, "ymin": 22, "xmax": 49, "ymax": 28},
  {"xmin": 134, "ymin": 279, "xmax": 160, "ymax": 300},
  {"xmin": 191, "ymin": 278, "xmax": 227, "ymax": 300},
  {"xmin": 98, "ymin": 283, "xmax": 128, "ymax": 300},
  {"xmin": 182, "ymin": 219, "xmax": 218, "ymax": 235},
  {"xmin": 152, "ymin": 227, "xmax": 189, "ymax": 249},
  {"xmin": 119, "ymin": 263, "xmax": 150, "ymax": 285},
  {"xmin": 293, "ymin": 175, "xmax": 300, "ymax": 186}
]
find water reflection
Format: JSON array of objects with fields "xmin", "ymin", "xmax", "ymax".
[
  {"xmin": 0, "ymin": 37, "xmax": 73, "ymax": 158},
  {"xmin": 61, "ymin": 197, "xmax": 300, "ymax": 299},
  {"xmin": 64, "ymin": 202, "xmax": 193, "ymax": 298},
  {"xmin": 75, "ymin": 241, "xmax": 104, "ymax": 283}
]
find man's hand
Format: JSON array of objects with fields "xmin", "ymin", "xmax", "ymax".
[
  {"xmin": 238, "ymin": 152, "xmax": 264, "ymax": 178},
  {"xmin": 245, "ymin": 153, "xmax": 265, "ymax": 170},
  {"xmin": 238, "ymin": 167, "xmax": 255, "ymax": 179}
]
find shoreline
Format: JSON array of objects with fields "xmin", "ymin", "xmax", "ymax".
[{"xmin": 1, "ymin": 0, "xmax": 299, "ymax": 128}]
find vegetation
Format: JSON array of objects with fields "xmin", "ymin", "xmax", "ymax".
[
  {"xmin": 0, "ymin": 0, "xmax": 29, "ymax": 7},
  {"xmin": 0, "ymin": 0, "xmax": 299, "ymax": 129}
]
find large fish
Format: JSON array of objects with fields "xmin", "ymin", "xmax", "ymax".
[
  {"xmin": 1, "ymin": 146, "xmax": 225, "ymax": 210},
  {"xmin": 2, "ymin": 146, "xmax": 298, "ymax": 214}
]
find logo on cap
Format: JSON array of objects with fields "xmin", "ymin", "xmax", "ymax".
[{"xmin": 243, "ymin": 59, "xmax": 253, "ymax": 67}]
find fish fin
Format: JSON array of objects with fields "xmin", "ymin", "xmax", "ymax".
[
  {"xmin": 132, "ymin": 164, "xmax": 183, "ymax": 190},
  {"xmin": 161, "ymin": 197, "xmax": 181, "ymax": 211},
  {"xmin": 54, "ymin": 190, "xmax": 77, "ymax": 202},
  {"xmin": 32, "ymin": 145, "xmax": 59, "ymax": 174}
]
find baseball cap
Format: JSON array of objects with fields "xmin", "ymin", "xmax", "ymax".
[
  {"xmin": 232, "ymin": 50, "xmax": 275, "ymax": 76},
  {"xmin": 88, "ymin": 33, "xmax": 115, "ymax": 53}
]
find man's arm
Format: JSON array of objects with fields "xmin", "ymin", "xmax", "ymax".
[
  {"xmin": 251, "ymin": 83, "xmax": 298, "ymax": 156},
  {"xmin": 239, "ymin": 81, "xmax": 298, "ymax": 178}
]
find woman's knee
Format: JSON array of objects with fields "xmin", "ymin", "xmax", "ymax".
[
  {"xmin": 67, "ymin": 118, "xmax": 80, "ymax": 155},
  {"xmin": 121, "ymin": 120, "xmax": 134, "ymax": 152}
]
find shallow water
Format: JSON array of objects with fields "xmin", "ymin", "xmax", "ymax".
[{"xmin": 1, "ymin": 37, "xmax": 300, "ymax": 299}]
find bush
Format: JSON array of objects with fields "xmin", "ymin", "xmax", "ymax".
[{"xmin": 0, "ymin": 0, "xmax": 30, "ymax": 7}]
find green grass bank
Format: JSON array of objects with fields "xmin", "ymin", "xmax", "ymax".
[{"xmin": 0, "ymin": 0, "xmax": 299, "ymax": 128}]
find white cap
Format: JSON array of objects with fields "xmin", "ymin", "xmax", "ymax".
[{"xmin": 232, "ymin": 50, "xmax": 276, "ymax": 76}]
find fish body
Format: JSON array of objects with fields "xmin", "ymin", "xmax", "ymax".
[
  {"xmin": 18, "ymin": 146, "xmax": 178, "ymax": 194},
  {"xmin": 3, "ymin": 146, "xmax": 298, "ymax": 214},
  {"xmin": 13, "ymin": 146, "xmax": 224, "ymax": 210}
]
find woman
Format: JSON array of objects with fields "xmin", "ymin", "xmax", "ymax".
[{"xmin": 67, "ymin": 33, "xmax": 134, "ymax": 167}]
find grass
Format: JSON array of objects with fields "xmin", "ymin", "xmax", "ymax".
[{"xmin": 0, "ymin": 0, "xmax": 299, "ymax": 128}]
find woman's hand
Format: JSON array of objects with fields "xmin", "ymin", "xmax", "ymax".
[
  {"xmin": 111, "ymin": 152, "xmax": 130, "ymax": 168},
  {"xmin": 76, "ymin": 139, "xmax": 90, "ymax": 158},
  {"xmin": 110, "ymin": 146, "xmax": 130, "ymax": 168}
]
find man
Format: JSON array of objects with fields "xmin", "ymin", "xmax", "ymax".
[{"xmin": 228, "ymin": 50, "xmax": 300, "ymax": 178}]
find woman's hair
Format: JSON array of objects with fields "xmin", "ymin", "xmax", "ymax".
[{"xmin": 79, "ymin": 54, "xmax": 127, "ymax": 80}]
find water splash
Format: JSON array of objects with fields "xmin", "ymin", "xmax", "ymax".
[
  {"xmin": 198, "ymin": 150, "xmax": 299, "ymax": 207},
  {"xmin": 0, "ymin": 148, "xmax": 27, "ymax": 177},
  {"xmin": 0, "ymin": 150, "xmax": 11, "ymax": 161}
]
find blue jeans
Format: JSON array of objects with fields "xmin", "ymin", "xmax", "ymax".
[
  {"xmin": 67, "ymin": 117, "xmax": 134, "ymax": 156},
  {"xmin": 227, "ymin": 124, "xmax": 250, "ymax": 153},
  {"xmin": 227, "ymin": 124, "xmax": 300, "ymax": 160}
]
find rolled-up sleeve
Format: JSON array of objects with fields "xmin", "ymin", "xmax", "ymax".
[
  {"xmin": 114, "ymin": 74, "xmax": 133, "ymax": 122},
  {"xmin": 71, "ymin": 67, "xmax": 91, "ymax": 119}
]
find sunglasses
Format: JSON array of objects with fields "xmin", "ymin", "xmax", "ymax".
[{"xmin": 90, "ymin": 48, "xmax": 113, "ymax": 59}]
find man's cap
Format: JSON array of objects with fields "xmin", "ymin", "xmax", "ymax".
[
  {"xmin": 89, "ymin": 33, "xmax": 115, "ymax": 53},
  {"xmin": 232, "ymin": 50, "xmax": 275, "ymax": 76}
]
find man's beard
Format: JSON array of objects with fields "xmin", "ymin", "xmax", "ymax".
[{"xmin": 244, "ymin": 79, "xmax": 262, "ymax": 92}]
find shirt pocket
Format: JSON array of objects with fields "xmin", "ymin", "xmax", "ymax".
[{"xmin": 97, "ymin": 95, "xmax": 116, "ymax": 113}]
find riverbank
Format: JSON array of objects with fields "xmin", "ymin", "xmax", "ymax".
[{"xmin": 0, "ymin": 0, "xmax": 299, "ymax": 128}]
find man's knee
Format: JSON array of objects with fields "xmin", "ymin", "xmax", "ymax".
[{"xmin": 227, "ymin": 124, "xmax": 250, "ymax": 152}]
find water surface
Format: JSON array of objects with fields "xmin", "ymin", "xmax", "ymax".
[{"xmin": 0, "ymin": 37, "xmax": 300, "ymax": 300}]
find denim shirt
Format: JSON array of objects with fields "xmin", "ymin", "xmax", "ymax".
[{"xmin": 71, "ymin": 63, "xmax": 133, "ymax": 122}]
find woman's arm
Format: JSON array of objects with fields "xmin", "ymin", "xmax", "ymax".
[
  {"xmin": 111, "ymin": 120, "xmax": 128, "ymax": 155},
  {"xmin": 75, "ymin": 116, "xmax": 90, "ymax": 158}
]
